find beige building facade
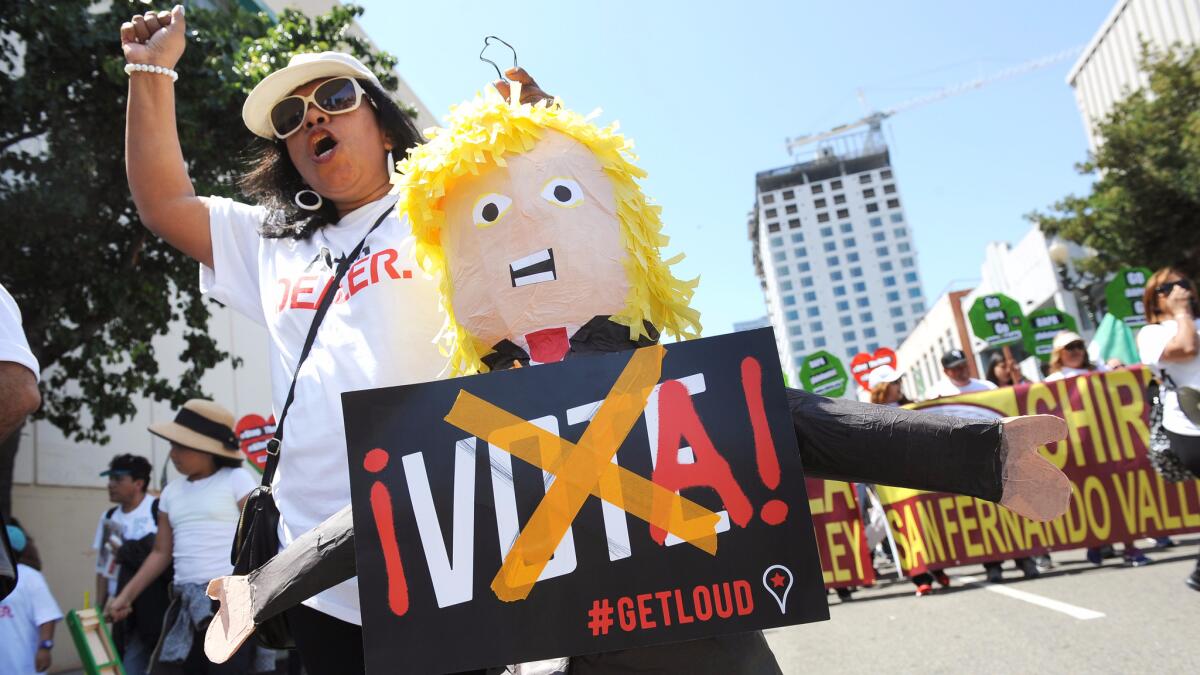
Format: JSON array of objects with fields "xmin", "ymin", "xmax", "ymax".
[{"xmin": 1067, "ymin": 0, "xmax": 1200, "ymax": 149}]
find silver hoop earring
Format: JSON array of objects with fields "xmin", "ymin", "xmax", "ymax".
[{"xmin": 294, "ymin": 189, "xmax": 323, "ymax": 211}]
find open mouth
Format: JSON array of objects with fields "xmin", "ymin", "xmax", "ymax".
[
  {"xmin": 509, "ymin": 248, "xmax": 557, "ymax": 287},
  {"xmin": 309, "ymin": 129, "xmax": 339, "ymax": 160}
]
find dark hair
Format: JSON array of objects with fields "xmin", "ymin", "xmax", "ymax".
[
  {"xmin": 240, "ymin": 78, "xmax": 423, "ymax": 240},
  {"xmin": 214, "ymin": 455, "xmax": 246, "ymax": 470},
  {"xmin": 1143, "ymin": 266, "xmax": 1199, "ymax": 325},
  {"xmin": 107, "ymin": 453, "xmax": 152, "ymax": 491},
  {"xmin": 985, "ymin": 354, "xmax": 1006, "ymax": 386}
]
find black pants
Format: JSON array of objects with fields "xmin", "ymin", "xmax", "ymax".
[
  {"xmin": 1165, "ymin": 429, "xmax": 1200, "ymax": 573},
  {"xmin": 180, "ymin": 626, "xmax": 254, "ymax": 675},
  {"xmin": 286, "ymin": 605, "xmax": 365, "ymax": 675},
  {"xmin": 286, "ymin": 605, "xmax": 493, "ymax": 675},
  {"xmin": 983, "ymin": 558, "xmax": 1032, "ymax": 572},
  {"xmin": 1165, "ymin": 429, "xmax": 1200, "ymax": 475}
]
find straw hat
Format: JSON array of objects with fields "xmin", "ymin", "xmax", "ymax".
[{"xmin": 148, "ymin": 399, "xmax": 242, "ymax": 460}]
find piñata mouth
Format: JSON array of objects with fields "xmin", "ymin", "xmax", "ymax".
[{"xmin": 509, "ymin": 248, "xmax": 556, "ymax": 287}]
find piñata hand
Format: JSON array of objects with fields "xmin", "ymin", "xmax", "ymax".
[
  {"xmin": 998, "ymin": 415, "xmax": 1071, "ymax": 521},
  {"xmin": 204, "ymin": 576, "xmax": 256, "ymax": 664},
  {"xmin": 492, "ymin": 67, "xmax": 554, "ymax": 106}
]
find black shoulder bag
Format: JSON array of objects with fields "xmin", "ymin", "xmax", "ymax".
[{"xmin": 231, "ymin": 205, "xmax": 391, "ymax": 648}]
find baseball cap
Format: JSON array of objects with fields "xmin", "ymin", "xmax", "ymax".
[
  {"xmin": 5, "ymin": 525, "xmax": 25, "ymax": 554},
  {"xmin": 867, "ymin": 365, "xmax": 903, "ymax": 389},
  {"xmin": 941, "ymin": 349, "xmax": 967, "ymax": 368},
  {"xmin": 100, "ymin": 453, "xmax": 152, "ymax": 483},
  {"xmin": 242, "ymin": 51, "xmax": 383, "ymax": 139}
]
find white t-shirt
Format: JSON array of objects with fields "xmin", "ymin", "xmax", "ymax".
[
  {"xmin": 200, "ymin": 195, "xmax": 446, "ymax": 623},
  {"xmin": 159, "ymin": 467, "xmax": 257, "ymax": 584},
  {"xmin": 0, "ymin": 564, "xmax": 62, "ymax": 675},
  {"xmin": 92, "ymin": 496, "xmax": 159, "ymax": 597},
  {"xmin": 1044, "ymin": 363, "xmax": 1109, "ymax": 383},
  {"xmin": 0, "ymin": 283, "xmax": 38, "ymax": 381},
  {"xmin": 1139, "ymin": 319, "xmax": 1200, "ymax": 436},
  {"xmin": 930, "ymin": 377, "xmax": 997, "ymax": 399}
]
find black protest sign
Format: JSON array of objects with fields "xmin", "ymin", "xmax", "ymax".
[{"xmin": 343, "ymin": 328, "xmax": 827, "ymax": 673}]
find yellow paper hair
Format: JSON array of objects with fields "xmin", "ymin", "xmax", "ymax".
[{"xmin": 393, "ymin": 89, "xmax": 702, "ymax": 375}]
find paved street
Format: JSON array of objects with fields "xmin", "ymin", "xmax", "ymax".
[{"xmin": 768, "ymin": 536, "xmax": 1200, "ymax": 674}]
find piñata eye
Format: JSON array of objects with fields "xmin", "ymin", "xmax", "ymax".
[
  {"xmin": 472, "ymin": 193, "xmax": 513, "ymax": 228},
  {"xmin": 540, "ymin": 178, "xmax": 584, "ymax": 208}
]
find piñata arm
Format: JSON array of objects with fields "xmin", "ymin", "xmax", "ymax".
[
  {"xmin": 787, "ymin": 387, "xmax": 1071, "ymax": 522},
  {"xmin": 205, "ymin": 506, "xmax": 355, "ymax": 663}
]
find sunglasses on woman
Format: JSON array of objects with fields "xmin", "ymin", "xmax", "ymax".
[
  {"xmin": 1156, "ymin": 279, "xmax": 1192, "ymax": 296},
  {"xmin": 270, "ymin": 77, "xmax": 371, "ymax": 139}
]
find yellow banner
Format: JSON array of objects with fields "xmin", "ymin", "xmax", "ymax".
[{"xmin": 876, "ymin": 368, "xmax": 1200, "ymax": 574}]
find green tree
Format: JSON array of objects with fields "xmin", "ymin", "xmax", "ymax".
[
  {"xmin": 1031, "ymin": 44, "xmax": 1200, "ymax": 279},
  {"xmin": 0, "ymin": 0, "xmax": 404, "ymax": 454}
]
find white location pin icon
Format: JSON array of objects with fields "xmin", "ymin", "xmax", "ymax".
[{"xmin": 762, "ymin": 564, "xmax": 794, "ymax": 614}]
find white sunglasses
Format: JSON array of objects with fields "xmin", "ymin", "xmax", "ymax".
[{"xmin": 270, "ymin": 77, "xmax": 374, "ymax": 139}]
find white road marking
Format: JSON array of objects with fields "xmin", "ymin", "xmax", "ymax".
[{"xmin": 955, "ymin": 575, "xmax": 1105, "ymax": 620}]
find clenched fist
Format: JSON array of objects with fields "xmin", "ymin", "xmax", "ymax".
[{"xmin": 120, "ymin": 4, "xmax": 186, "ymax": 69}]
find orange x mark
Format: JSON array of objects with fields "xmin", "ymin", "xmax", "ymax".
[{"xmin": 444, "ymin": 345, "xmax": 723, "ymax": 602}]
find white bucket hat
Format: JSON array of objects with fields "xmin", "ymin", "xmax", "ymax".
[
  {"xmin": 867, "ymin": 364, "xmax": 902, "ymax": 389},
  {"xmin": 242, "ymin": 51, "xmax": 382, "ymax": 139},
  {"xmin": 1051, "ymin": 330, "xmax": 1085, "ymax": 352}
]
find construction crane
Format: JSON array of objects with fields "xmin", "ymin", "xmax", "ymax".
[{"xmin": 785, "ymin": 46, "xmax": 1083, "ymax": 156}]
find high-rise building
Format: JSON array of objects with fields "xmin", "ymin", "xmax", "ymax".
[
  {"xmin": 1067, "ymin": 0, "xmax": 1200, "ymax": 149},
  {"xmin": 749, "ymin": 134, "xmax": 927, "ymax": 384}
]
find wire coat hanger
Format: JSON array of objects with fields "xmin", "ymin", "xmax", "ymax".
[{"xmin": 479, "ymin": 36, "xmax": 518, "ymax": 80}]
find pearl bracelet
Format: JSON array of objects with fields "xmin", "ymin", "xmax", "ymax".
[{"xmin": 124, "ymin": 63, "xmax": 179, "ymax": 82}]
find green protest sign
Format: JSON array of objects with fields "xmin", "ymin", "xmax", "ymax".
[
  {"xmin": 968, "ymin": 293, "xmax": 1025, "ymax": 347},
  {"xmin": 798, "ymin": 350, "xmax": 849, "ymax": 398},
  {"xmin": 1105, "ymin": 267, "xmax": 1152, "ymax": 329},
  {"xmin": 1022, "ymin": 308, "xmax": 1078, "ymax": 362}
]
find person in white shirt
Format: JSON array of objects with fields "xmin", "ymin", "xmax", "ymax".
[
  {"xmin": 93, "ymin": 454, "xmax": 161, "ymax": 675},
  {"xmin": 923, "ymin": 349, "xmax": 1000, "ymax": 591},
  {"xmin": 104, "ymin": 400, "xmax": 257, "ymax": 673},
  {"xmin": 0, "ymin": 283, "xmax": 40, "ymax": 448},
  {"xmin": 117, "ymin": 6, "xmax": 551, "ymax": 671},
  {"xmin": 1, "ymin": 282, "xmax": 41, "ymax": 601},
  {"xmin": 931, "ymin": 349, "xmax": 998, "ymax": 398},
  {"xmin": 867, "ymin": 364, "xmax": 905, "ymax": 406},
  {"xmin": 0, "ymin": 524, "xmax": 62, "ymax": 675},
  {"xmin": 1136, "ymin": 266, "xmax": 1200, "ymax": 590}
]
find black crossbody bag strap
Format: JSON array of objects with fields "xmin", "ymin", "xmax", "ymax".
[{"xmin": 257, "ymin": 204, "xmax": 392, "ymax": 489}]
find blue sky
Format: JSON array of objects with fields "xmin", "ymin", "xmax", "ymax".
[{"xmin": 359, "ymin": 0, "xmax": 1113, "ymax": 336}]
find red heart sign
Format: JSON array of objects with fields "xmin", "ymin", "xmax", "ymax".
[
  {"xmin": 849, "ymin": 347, "xmax": 897, "ymax": 390},
  {"xmin": 235, "ymin": 413, "xmax": 277, "ymax": 473}
]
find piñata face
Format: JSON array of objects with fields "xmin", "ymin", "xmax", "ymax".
[
  {"xmin": 397, "ymin": 92, "xmax": 701, "ymax": 374},
  {"xmin": 441, "ymin": 130, "xmax": 630, "ymax": 358}
]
